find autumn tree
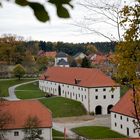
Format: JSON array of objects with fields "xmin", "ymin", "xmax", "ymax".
[
  {"xmin": 13, "ymin": 64, "xmax": 26, "ymax": 80},
  {"xmin": 23, "ymin": 116, "xmax": 43, "ymax": 140},
  {"xmin": 114, "ymin": 0, "xmax": 140, "ymax": 133}
]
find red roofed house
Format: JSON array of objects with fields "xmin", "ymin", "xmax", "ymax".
[
  {"xmin": 111, "ymin": 90, "xmax": 140, "ymax": 137},
  {"xmin": 39, "ymin": 67, "xmax": 120, "ymax": 115},
  {"xmin": 1, "ymin": 100, "xmax": 52, "ymax": 140}
]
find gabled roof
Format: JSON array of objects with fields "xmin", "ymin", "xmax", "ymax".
[
  {"xmin": 43, "ymin": 51, "xmax": 57, "ymax": 58},
  {"xmin": 56, "ymin": 52, "xmax": 67, "ymax": 58},
  {"xmin": 111, "ymin": 89, "xmax": 137, "ymax": 118},
  {"xmin": 1, "ymin": 100, "xmax": 52, "ymax": 130},
  {"xmin": 57, "ymin": 59, "xmax": 69, "ymax": 65},
  {"xmin": 92, "ymin": 54, "xmax": 107, "ymax": 65},
  {"xmin": 74, "ymin": 52, "xmax": 86, "ymax": 58},
  {"xmin": 40, "ymin": 67, "xmax": 117, "ymax": 88}
]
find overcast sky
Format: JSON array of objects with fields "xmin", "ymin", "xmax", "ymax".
[{"xmin": 0, "ymin": 0, "xmax": 133, "ymax": 43}]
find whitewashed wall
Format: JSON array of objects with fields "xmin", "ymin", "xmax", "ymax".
[
  {"xmin": 4, "ymin": 128, "xmax": 52, "ymax": 140},
  {"xmin": 111, "ymin": 112, "xmax": 139, "ymax": 137},
  {"xmin": 39, "ymin": 80, "xmax": 120, "ymax": 114},
  {"xmin": 55, "ymin": 57, "xmax": 68, "ymax": 66},
  {"xmin": 89, "ymin": 87, "xmax": 120, "ymax": 114}
]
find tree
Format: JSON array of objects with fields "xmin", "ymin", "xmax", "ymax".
[
  {"xmin": 85, "ymin": 44, "xmax": 98, "ymax": 55},
  {"xmin": 114, "ymin": 0, "xmax": 140, "ymax": 133},
  {"xmin": 81, "ymin": 57, "xmax": 91, "ymax": 68},
  {"xmin": 23, "ymin": 116, "xmax": 43, "ymax": 140},
  {"xmin": 0, "ymin": 0, "xmax": 73, "ymax": 22},
  {"xmin": 13, "ymin": 64, "xmax": 26, "ymax": 80},
  {"xmin": 74, "ymin": 0, "xmax": 127, "ymax": 41}
]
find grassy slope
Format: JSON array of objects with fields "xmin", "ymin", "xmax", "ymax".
[
  {"xmin": 15, "ymin": 82, "xmax": 44, "ymax": 99},
  {"xmin": 72, "ymin": 126, "xmax": 127, "ymax": 139},
  {"xmin": 40, "ymin": 97, "xmax": 87, "ymax": 118},
  {"xmin": 0, "ymin": 78, "xmax": 36, "ymax": 97}
]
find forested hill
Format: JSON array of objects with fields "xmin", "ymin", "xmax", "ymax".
[
  {"xmin": 0, "ymin": 35, "xmax": 116, "ymax": 65},
  {"xmin": 39, "ymin": 41, "xmax": 116, "ymax": 55}
]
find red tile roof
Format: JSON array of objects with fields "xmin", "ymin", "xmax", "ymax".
[
  {"xmin": 92, "ymin": 55, "xmax": 107, "ymax": 65},
  {"xmin": 111, "ymin": 90, "xmax": 136, "ymax": 118},
  {"xmin": 40, "ymin": 67, "xmax": 118, "ymax": 88},
  {"xmin": 43, "ymin": 51, "xmax": 57, "ymax": 58},
  {"xmin": 1, "ymin": 100, "xmax": 52, "ymax": 130}
]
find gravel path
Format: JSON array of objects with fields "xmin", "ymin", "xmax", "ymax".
[
  {"xmin": 53, "ymin": 115, "xmax": 110, "ymax": 139},
  {"xmin": 3, "ymin": 80, "xmax": 38, "ymax": 101}
]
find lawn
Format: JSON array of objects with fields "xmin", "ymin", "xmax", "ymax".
[
  {"xmin": 15, "ymin": 81, "xmax": 45, "ymax": 99},
  {"xmin": 53, "ymin": 129, "xmax": 72, "ymax": 140},
  {"xmin": 0, "ymin": 78, "xmax": 36, "ymax": 97},
  {"xmin": 39, "ymin": 97, "xmax": 87, "ymax": 118},
  {"xmin": 72, "ymin": 126, "xmax": 127, "ymax": 139}
]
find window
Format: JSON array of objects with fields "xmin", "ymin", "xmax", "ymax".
[
  {"xmin": 79, "ymin": 94, "xmax": 80, "ymax": 97},
  {"xmin": 67, "ymin": 85, "xmax": 69, "ymax": 88},
  {"xmin": 120, "ymin": 116, "xmax": 122, "ymax": 120},
  {"xmin": 120, "ymin": 124, "xmax": 123, "ymax": 129},
  {"xmin": 114, "ymin": 114, "xmax": 116, "ymax": 118},
  {"xmin": 111, "ymin": 95, "xmax": 114, "ymax": 98},
  {"xmin": 38, "ymin": 130, "xmax": 42, "ymax": 135},
  {"xmin": 14, "ymin": 131, "xmax": 19, "ymax": 136},
  {"xmin": 81, "ymin": 88, "xmax": 83, "ymax": 91},
  {"xmin": 95, "ymin": 89, "xmax": 98, "ymax": 92},
  {"xmin": 133, "ymin": 129, "xmax": 135, "ymax": 133},
  {"xmin": 127, "ymin": 117, "xmax": 129, "ymax": 122},
  {"xmin": 103, "ymin": 88, "xmax": 106, "ymax": 91},
  {"xmin": 85, "ymin": 95, "xmax": 86, "ymax": 99},
  {"xmin": 103, "ymin": 95, "xmax": 106, "ymax": 99},
  {"xmin": 85, "ymin": 89, "xmax": 86, "ymax": 91},
  {"xmin": 95, "ymin": 96, "xmax": 98, "ymax": 99},
  {"xmin": 73, "ymin": 92, "xmax": 74, "ymax": 96},
  {"xmin": 115, "ymin": 123, "xmax": 117, "ymax": 127}
]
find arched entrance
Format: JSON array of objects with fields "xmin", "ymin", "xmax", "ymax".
[
  {"xmin": 95, "ymin": 105, "xmax": 102, "ymax": 115},
  {"xmin": 58, "ymin": 85, "xmax": 61, "ymax": 96},
  {"xmin": 107, "ymin": 105, "xmax": 113, "ymax": 114}
]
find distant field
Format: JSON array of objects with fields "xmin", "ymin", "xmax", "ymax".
[
  {"xmin": 72, "ymin": 126, "xmax": 127, "ymax": 139},
  {"xmin": 15, "ymin": 82, "xmax": 45, "ymax": 99},
  {"xmin": 0, "ymin": 78, "xmax": 36, "ymax": 97},
  {"xmin": 40, "ymin": 97, "xmax": 87, "ymax": 118}
]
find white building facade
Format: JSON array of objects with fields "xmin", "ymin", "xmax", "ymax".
[
  {"xmin": 39, "ymin": 67, "xmax": 120, "ymax": 115},
  {"xmin": 1, "ymin": 100, "xmax": 53, "ymax": 140},
  {"xmin": 4, "ymin": 128, "xmax": 52, "ymax": 140},
  {"xmin": 111, "ymin": 112, "xmax": 139, "ymax": 137},
  {"xmin": 111, "ymin": 90, "xmax": 140, "ymax": 137},
  {"xmin": 55, "ymin": 52, "xmax": 69, "ymax": 67}
]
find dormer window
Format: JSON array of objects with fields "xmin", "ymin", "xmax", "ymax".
[{"xmin": 75, "ymin": 79, "xmax": 81, "ymax": 84}]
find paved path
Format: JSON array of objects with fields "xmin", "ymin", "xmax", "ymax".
[
  {"xmin": 53, "ymin": 115, "xmax": 110, "ymax": 139},
  {"xmin": 3, "ymin": 80, "xmax": 38, "ymax": 101}
]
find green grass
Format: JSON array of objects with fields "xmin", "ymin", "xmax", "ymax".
[
  {"xmin": 72, "ymin": 126, "xmax": 127, "ymax": 139},
  {"xmin": 15, "ymin": 82, "xmax": 45, "ymax": 99},
  {"xmin": 0, "ymin": 78, "xmax": 36, "ymax": 97},
  {"xmin": 52, "ymin": 129, "xmax": 72, "ymax": 140},
  {"xmin": 39, "ymin": 97, "xmax": 87, "ymax": 118},
  {"xmin": 120, "ymin": 85, "xmax": 129, "ymax": 97},
  {"xmin": 16, "ymin": 82, "xmax": 39, "ymax": 90}
]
